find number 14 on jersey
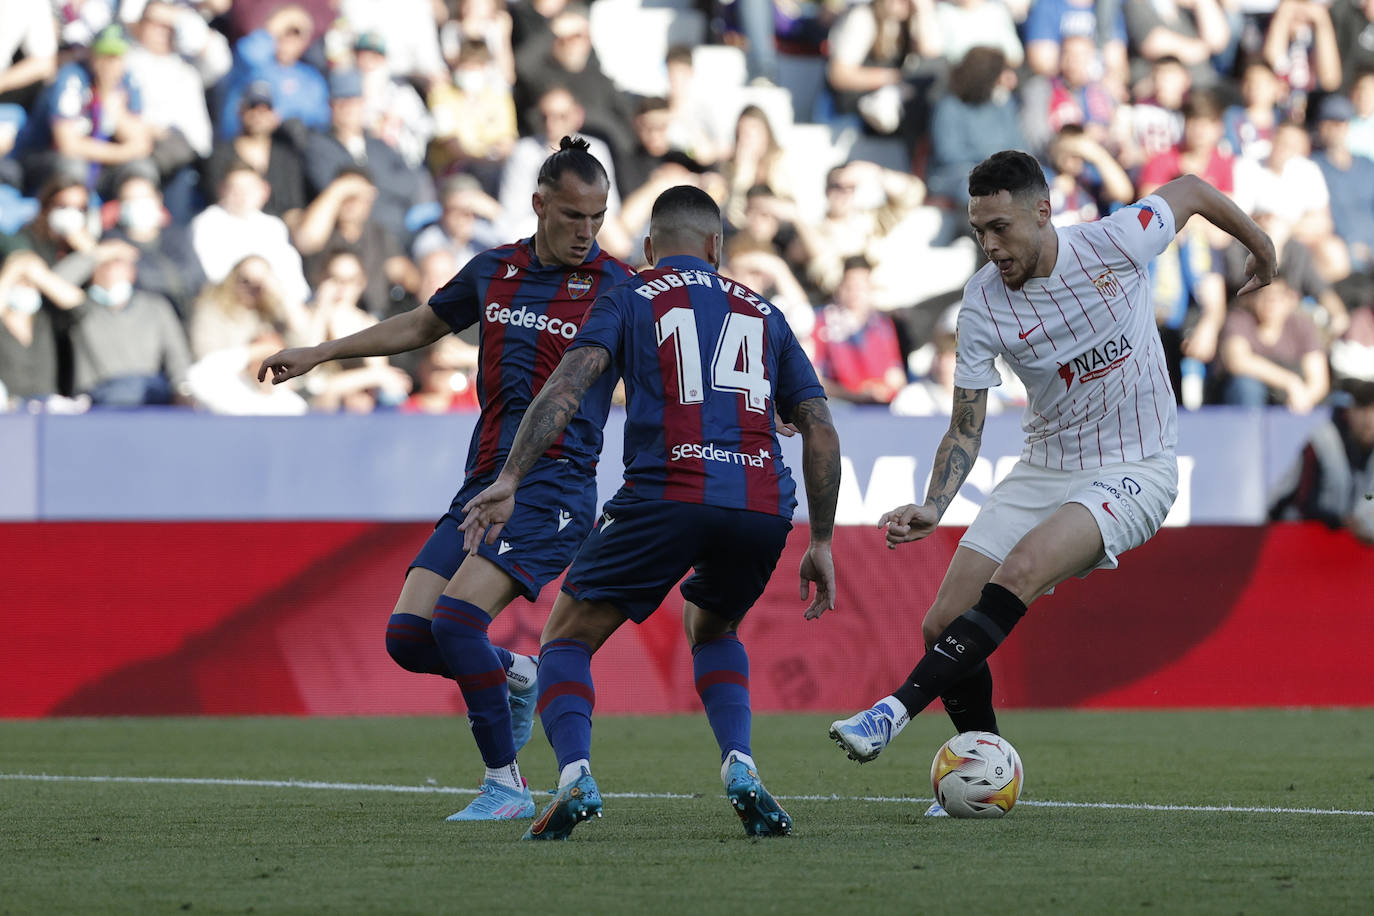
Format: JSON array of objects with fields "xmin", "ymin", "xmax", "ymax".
[{"xmin": 655, "ymin": 307, "xmax": 771, "ymax": 413}]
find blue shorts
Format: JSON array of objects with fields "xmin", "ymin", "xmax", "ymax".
[
  {"xmin": 411, "ymin": 461, "xmax": 598, "ymax": 601},
  {"xmin": 562, "ymin": 490, "xmax": 793, "ymax": 623}
]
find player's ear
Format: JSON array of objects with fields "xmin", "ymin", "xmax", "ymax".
[
  {"xmin": 706, "ymin": 232, "xmax": 722, "ymax": 268},
  {"xmin": 643, "ymin": 234, "xmax": 655, "ymax": 266},
  {"xmin": 1036, "ymin": 196, "xmax": 1051, "ymax": 228},
  {"xmin": 531, "ymin": 190, "xmax": 545, "ymax": 220}
]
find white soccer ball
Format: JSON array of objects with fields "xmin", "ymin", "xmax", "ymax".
[{"xmin": 930, "ymin": 731, "xmax": 1024, "ymax": 818}]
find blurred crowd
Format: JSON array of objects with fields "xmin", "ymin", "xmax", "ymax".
[{"xmin": 3, "ymin": 0, "xmax": 1374, "ymax": 417}]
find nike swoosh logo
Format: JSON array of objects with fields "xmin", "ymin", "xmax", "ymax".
[
  {"xmin": 498, "ymin": 540, "xmax": 513, "ymax": 555},
  {"xmin": 932, "ymin": 644, "xmax": 957, "ymax": 661},
  {"xmin": 1101, "ymin": 501, "xmax": 1118, "ymax": 521},
  {"xmin": 1018, "ymin": 323, "xmax": 1042, "ymax": 340},
  {"xmin": 504, "ymin": 265, "xmax": 519, "ymax": 279}
]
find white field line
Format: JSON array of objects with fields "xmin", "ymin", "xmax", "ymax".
[{"xmin": 2, "ymin": 772, "xmax": 1372, "ymax": 817}]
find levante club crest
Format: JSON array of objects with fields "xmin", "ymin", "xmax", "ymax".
[{"xmin": 566, "ymin": 272, "xmax": 593, "ymax": 298}]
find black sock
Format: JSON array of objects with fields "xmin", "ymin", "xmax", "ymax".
[
  {"xmin": 941, "ymin": 662, "xmax": 998, "ymax": 734},
  {"xmin": 893, "ymin": 583, "xmax": 1026, "ymax": 719}
]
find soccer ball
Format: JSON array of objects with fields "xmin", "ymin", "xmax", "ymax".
[{"xmin": 930, "ymin": 731, "xmax": 1024, "ymax": 818}]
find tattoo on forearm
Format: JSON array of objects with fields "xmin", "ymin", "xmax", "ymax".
[
  {"xmin": 926, "ymin": 387, "xmax": 985, "ymax": 518},
  {"xmin": 504, "ymin": 347, "xmax": 610, "ymax": 477},
  {"xmin": 795, "ymin": 397, "xmax": 840, "ymax": 540}
]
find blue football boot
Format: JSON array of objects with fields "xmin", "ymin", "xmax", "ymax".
[
  {"xmin": 724, "ymin": 755, "xmax": 792, "ymax": 837},
  {"xmin": 522, "ymin": 769, "xmax": 602, "ymax": 840},
  {"xmin": 445, "ymin": 780, "xmax": 536, "ymax": 821}
]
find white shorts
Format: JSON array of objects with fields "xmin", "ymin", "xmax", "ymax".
[{"xmin": 960, "ymin": 450, "xmax": 1179, "ymax": 577}]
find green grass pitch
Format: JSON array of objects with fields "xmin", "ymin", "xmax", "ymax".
[{"xmin": 2, "ymin": 710, "xmax": 1372, "ymax": 914}]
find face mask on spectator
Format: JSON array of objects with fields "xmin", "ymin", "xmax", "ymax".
[
  {"xmin": 6, "ymin": 284, "xmax": 42, "ymax": 315},
  {"xmin": 89, "ymin": 281, "xmax": 133, "ymax": 308},
  {"xmin": 455, "ymin": 69, "xmax": 485, "ymax": 94},
  {"xmin": 120, "ymin": 198, "xmax": 162, "ymax": 233},
  {"xmin": 48, "ymin": 206, "xmax": 86, "ymax": 237}
]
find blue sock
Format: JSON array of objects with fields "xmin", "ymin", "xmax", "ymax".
[
  {"xmin": 493, "ymin": 645, "xmax": 514, "ymax": 671},
  {"xmin": 536, "ymin": 639, "xmax": 595, "ymax": 772},
  {"xmin": 430, "ymin": 596, "xmax": 514, "ymax": 768},
  {"xmin": 692, "ymin": 634, "xmax": 751, "ymax": 762},
  {"xmin": 385, "ymin": 613, "xmax": 451, "ymax": 677}
]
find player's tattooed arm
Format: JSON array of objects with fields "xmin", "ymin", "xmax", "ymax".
[
  {"xmin": 925, "ymin": 386, "xmax": 988, "ymax": 519},
  {"xmin": 501, "ymin": 345, "xmax": 612, "ymax": 481},
  {"xmin": 794, "ymin": 396, "xmax": 841, "ymax": 543}
]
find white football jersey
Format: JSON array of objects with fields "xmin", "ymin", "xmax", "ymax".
[{"xmin": 954, "ymin": 195, "xmax": 1179, "ymax": 470}]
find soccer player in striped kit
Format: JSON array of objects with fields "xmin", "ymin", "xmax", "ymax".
[
  {"xmin": 460, "ymin": 185, "xmax": 842, "ymax": 840},
  {"xmin": 829, "ymin": 150, "xmax": 1278, "ymax": 809},
  {"xmin": 258, "ymin": 138, "xmax": 634, "ymax": 821}
]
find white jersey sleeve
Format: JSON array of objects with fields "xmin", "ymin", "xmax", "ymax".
[
  {"xmin": 952, "ymin": 268, "xmax": 1006, "ymax": 391},
  {"xmin": 1097, "ymin": 195, "xmax": 1177, "ymax": 273}
]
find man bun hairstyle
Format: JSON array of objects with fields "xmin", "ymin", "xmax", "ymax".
[
  {"xmin": 968, "ymin": 149, "xmax": 1049, "ymax": 201},
  {"xmin": 537, "ymin": 135, "xmax": 608, "ymax": 190}
]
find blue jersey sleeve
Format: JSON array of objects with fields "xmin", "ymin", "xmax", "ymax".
[
  {"xmin": 772, "ymin": 319, "xmax": 826, "ymax": 422},
  {"xmin": 568, "ymin": 289, "xmax": 627, "ymax": 364},
  {"xmin": 426, "ymin": 256, "xmax": 483, "ymax": 331}
]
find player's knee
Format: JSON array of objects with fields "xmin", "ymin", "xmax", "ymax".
[
  {"xmin": 922, "ymin": 604, "xmax": 960, "ymax": 648},
  {"xmin": 385, "ymin": 614, "xmax": 444, "ymax": 675},
  {"xmin": 993, "ymin": 549, "xmax": 1041, "ymax": 601},
  {"xmin": 684, "ymin": 604, "xmax": 737, "ymax": 646}
]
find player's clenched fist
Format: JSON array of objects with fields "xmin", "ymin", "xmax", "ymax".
[{"xmin": 879, "ymin": 503, "xmax": 939, "ymax": 548}]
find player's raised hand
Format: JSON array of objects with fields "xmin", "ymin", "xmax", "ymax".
[
  {"xmin": 458, "ymin": 476, "xmax": 518, "ymax": 554},
  {"xmin": 799, "ymin": 543, "xmax": 836, "ymax": 619},
  {"xmin": 1235, "ymin": 246, "xmax": 1278, "ymax": 298},
  {"xmin": 880, "ymin": 503, "xmax": 939, "ymax": 548},
  {"xmin": 258, "ymin": 346, "xmax": 322, "ymax": 384}
]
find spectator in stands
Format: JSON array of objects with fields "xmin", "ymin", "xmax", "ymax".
[
  {"xmin": 1138, "ymin": 89, "xmax": 1235, "ymax": 196},
  {"xmin": 21, "ymin": 25, "xmax": 155, "ymax": 197},
  {"xmin": 724, "ymin": 235, "xmax": 815, "ymax": 350},
  {"xmin": 303, "ymin": 69, "xmax": 428, "ymax": 244},
  {"xmin": 0, "ymin": 249, "xmax": 84, "ymax": 405},
  {"xmin": 1121, "ymin": 54, "xmax": 1191, "ymax": 170},
  {"xmin": 825, "ymin": 0, "xmax": 943, "ymax": 140},
  {"xmin": 0, "ymin": 0, "xmax": 59, "ymax": 148},
  {"xmin": 190, "ymin": 159, "xmax": 309, "ymax": 305},
  {"xmin": 1021, "ymin": 34, "xmax": 1123, "ymax": 159},
  {"xmin": 663, "ymin": 44, "xmax": 727, "ymax": 166},
  {"xmin": 295, "ymin": 249, "xmax": 414, "ymax": 412},
  {"xmin": 354, "ymin": 31, "xmax": 433, "ymax": 171},
  {"xmin": 1223, "ymin": 59, "xmax": 1288, "ymax": 163},
  {"xmin": 926, "ymin": 47, "xmax": 1025, "ymax": 207},
  {"xmin": 67, "ymin": 243, "xmax": 193, "ymax": 406},
  {"xmin": 732, "ymin": 184, "xmax": 803, "ymax": 262},
  {"xmin": 104, "ymin": 164, "xmax": 203, "ymax": 319},
  {"xmin": 1346, "ymin": 67, "xmax": 1374, "ymax": 160},
  {"xmin": 1124, "ymin": 0, "xmax": 1230, "ymax": 89},
  {"xmin": 1044, "ymin": 125, "xmax": 1135, "ymax": 226},
  {"xmin": 124, "ymin": 1, "xmax": 217, "ymax": 166},
  {"xmin": 218, "ymin": 5, "xmax": 330, "ymax": 139},
  {"xmin": 891, "ymin": 303, "xmax": 1011, "ymax": 417},
  {"xmin": 1270, "ymin": 380, "xmax": 1374, "ymax": 544},
  {"xmin": 1022, "ymin": 0, "xmax": 1129, "ymax": 90},
  {"xmin": 935, "ymin": 0, "xmax": 1024, "ymax": 70},
  {"xmin": 340, "ymin": 0, "xmax": 448, "ymax": 88},
  {"xmin": 53, "ymin": 0, "xmax": 116, "ymax": 51},
  {"xmin": 812, "ymin": 255, "xmax": 906, "ymax": 404},
  {"xmin": 439, "ymin": 0, "xmax": 517, "ymax": 87},
  {"xmin": 1263, "ymin": 0, "xmax": 1342, "ymax": 109},
  {"xmin": 1222, "ymin": 203, "xmax": 1349, "ymax": 341},
  {"xmin": 616, "ymin": 97, "xmax": 676, "ymax": 201},
  {"xmin": 188, "ymin": 255, "xmax": 307, "ymax": 362},
  {"xmin": 513, "ymin": 4, "xmax": 635, "ymax": 162},
  {"xmin": 1235, "ymin": 119, "xmax": 1347, "ymax": 283},
  {"xmin": 1, "ymin": 174, "xmax": 96, "ymax": 267},
  {"xmin": 427, "ymin": 41, "xmax": 519, "ymax": 194},
  {"xmin": 720, "ymin": 105, "xmax": 795, "ymax": 231},
  {"xmin": 1218, "ymin": 276, "xmax": 1329, "ymax": 412},
  {"xmin": 203, "ymin": 81, "xmax": 308, "ymax": 226},
  {"xmin": 1312, "ymin": 94, "xmax": 1374, "ymax": 275},
  {"xmin": 401, "ymin": 338, "xmax": 482, "ymax": 413},
  {"xmin": 1334, "ymin": 0, "xmax": 1374, "ymax": 91},
  {"xmin": 294, "ymin": 168, "xmax": 419, "ymax": 319},
  {"xmin": 1150, "ymin": 219, "xmax": 1228, "ymax": 409},
  {"xmin": 1332, "ymin": 295, "xmax": 1374, "ymax": 385},
  {"xmin": 411, "ymin": 174, "xmax": 500, "ymax": 271},
  {"xmin": 496, "ymin": 87, "xmax": 629, "ymax": 255}
]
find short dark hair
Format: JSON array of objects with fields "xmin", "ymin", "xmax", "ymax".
[
  {"xmin": 636, "ymin": 96, "xmax": 671, "ymax": 118},
  {"xmin": 1182, "ymin": 89, "xmax": 1224, "ymax": 122},
  {"xmin": 967, "ymin": 150, "xmax": 1048, "ymax": 200},
  {"xmin": 666, "ymin": 44, "xmax": 693, "ymax": 67},
  {"xmin": 650, "ymin": 184, "xmax": 721, "ymax": 238},
  {"xmin": 537, "ymin": 135, "xmax": 609, "ymax": 190},
  {"xmin": 841, "ymin": 254, "xmax": 871, "ymax": 274}
]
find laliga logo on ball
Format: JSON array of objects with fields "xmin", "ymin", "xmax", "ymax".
[{"xmin": 930, "ymin": 731, "xmax": 1024, "ymax": 818}]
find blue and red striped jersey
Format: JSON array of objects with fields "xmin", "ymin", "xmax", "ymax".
[
  {"xmin": 570, "ymin": 254, "xmax": 825, "ymax": 518},
  {"xmin": 428, "ymin": 238, "xmax": 635, "ymax": 479}
]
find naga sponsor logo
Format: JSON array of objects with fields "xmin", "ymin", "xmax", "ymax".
[
  {"xmin": 1093, "ymin": 268, "xmax": 1122, "ymax": 299},
  {"xmin": 484, "ymin": 302, "xmax": 579, "ymax": 339},
  {"xmin": 669, "ymin": 442, "xmax": 773, "ymax": 467},
  {"xmin": 1056, "ymin": 334, "xmax": 1133, "ymax": 390}
]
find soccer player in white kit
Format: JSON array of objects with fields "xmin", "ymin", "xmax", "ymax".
[{"xmin": 829, "ymin": 151, "xmax": 1277, "ymax": 797}]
